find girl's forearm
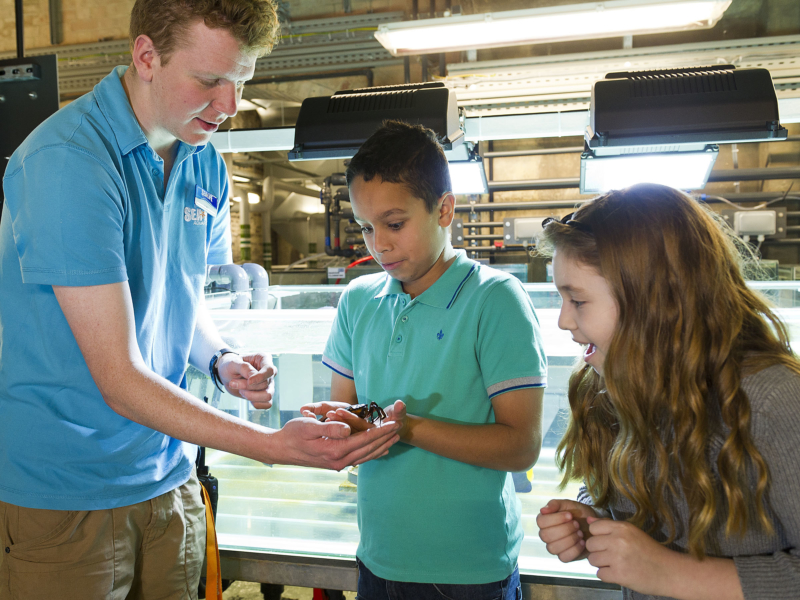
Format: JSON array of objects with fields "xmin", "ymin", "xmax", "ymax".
[{"xmin": 660, "ymin": 551, "xmax": 743, "ymax": 600}]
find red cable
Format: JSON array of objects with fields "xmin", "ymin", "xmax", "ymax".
[
  {"xmin": 347, "ymin": 255, "xmax": 375, "ymax": 269},
  {"xmin": 335, "ymin": 255, "xmax": 375, "ymax": 283}
]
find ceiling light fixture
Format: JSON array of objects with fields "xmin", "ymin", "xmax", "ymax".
[
  {"xmin": 580, "ymin": 147, "xmax": 718, "ymax": 193},
  {"xmin": 580, "ymin": 65, "xmax": 787, "ymax": 193},
  {"xmin": 445, "ymin": 143, "xmax": 488, "ymax": 195},
  {"xmin": 374, "ymin": 0, "xmax": 732, "ymax": 56},
  {"xmin": 288, "ymin": 82, "xmax": 463, "ymax": 161}
]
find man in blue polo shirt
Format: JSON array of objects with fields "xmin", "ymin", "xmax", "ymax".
[
  {"xmin": 0, "ymin": 1, "xmax": 399, "ymax": 597},
  {"xmin": 302, "ymin": 121, "xmax": 547, "ymax": 598}
]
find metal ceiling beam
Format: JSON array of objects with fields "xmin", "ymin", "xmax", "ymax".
[
  {"xmin": 454, "ymin": 191, "xmax": 800, "ymax": 213},
  {"xmin": 446, "ymin": 34, "xmax": 800, "ymax": 118},
  {"xmin": 485, "ymin": 167, "xmax": 800, "ymax": 192},
  {"xmin": 0, "ymin": 12, "xmax": 405, "ymax": 99},
  {"xmin": 209, "ymin": 95, "xmax": 800, "ymax": 152}
]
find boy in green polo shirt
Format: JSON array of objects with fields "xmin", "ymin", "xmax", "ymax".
[{"xmin": 302, "ymin": 120, "xmax": 547, "ymax": 598}]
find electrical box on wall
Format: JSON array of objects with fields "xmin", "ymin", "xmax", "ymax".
[
  {"xmin": 734, "ymin": 210, "xmax": 776, "ymax": 236},
  {"xmin": 503, "ymin": 217, "xmax": 545, "ymax": 246},
  {"xmin": 721, "ymin": 208, "xmax": 786, "ymax": 239}
]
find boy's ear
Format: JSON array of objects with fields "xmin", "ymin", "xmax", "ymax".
[
  {"xmin": 130, "ymin": 34, "xmax": 159, "ymax": 83},
  {"xmin": 438, "ymin": 192, "xmax": 456, "ymax": 227}
]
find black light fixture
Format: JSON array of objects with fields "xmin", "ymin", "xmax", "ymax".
[
  {"xmin": 287, "ymin": 82, "xmax": 464, "ymax": 161},
  {"xmin": 580, "ymin": 65, "xmax": 788, "ymax": 194}
]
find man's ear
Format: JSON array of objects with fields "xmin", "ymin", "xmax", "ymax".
[
  {"xmin": 130, "ymin": 34, "xmax": 159, "ymax": 82},
  {"xmin": 438, "ymin": 192, "xmax": 456, "ymax": 228}
]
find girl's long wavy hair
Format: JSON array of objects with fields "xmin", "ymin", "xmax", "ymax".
[{"xmin": 539, "ymin": 183, "xmax": 799, "ymax": 558}]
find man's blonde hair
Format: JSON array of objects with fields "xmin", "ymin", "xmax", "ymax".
[{"xmin": 129, "ymin": 0, "xmax": 280, "ymax": 64}]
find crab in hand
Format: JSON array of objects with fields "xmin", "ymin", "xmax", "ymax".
[{"xmin": 345, "ymin": 401, "xmax": 387, "ymax": 425}]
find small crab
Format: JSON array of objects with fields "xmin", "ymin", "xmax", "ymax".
[{"xmin": 346, "ymin": 402, "xmax": 387, "ymax": 425}]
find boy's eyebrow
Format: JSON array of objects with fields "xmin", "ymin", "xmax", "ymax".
[
  {"xmin": 353, "ymin": 208, "xmax": 408, "ymax": 223},
  {"xmin": 376, "ymin": 208, "xmax": 407, "ymax": 220}
]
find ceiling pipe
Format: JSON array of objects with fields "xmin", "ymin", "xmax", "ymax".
[
  {"xmin": 49, "ymin": 0, "xmax": 63, "ymax": 45},
  {"xmin": 483, "ymin": 146, "xmax": 584, "ymax": 158},
  {"xmin": 15, "ymin": 0, "xmax": 24, "ymax": 58},
  {"xmin": 455, "ymin": 191, "xmax": 800, "ymax": 213},
  {"xmin": 488, "ymin": 178, "xmax": 580, "ymax": 191},
  {"xmin": 481, "ymin": 139, "xmax": 800, "ymax": 160},
  {"xmin": 273, "ymin": 180, "xmax": 320, "ymax": 198},
  {"xmin": 247, "ymin": 68, "xmax": 374, "ymax": 88},
  {"xmin": 707, "ymin": 167, "xmax": 800, "ymax": 182},
  {"xmin": 456, "ymin": 200, "xmax": 582, "ymax": 212},
  {"xmin": 486, "ymin": 168, "xmax": 800, "ymax": 192}
]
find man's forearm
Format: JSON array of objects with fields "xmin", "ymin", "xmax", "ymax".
[{"xmin": 102, "ymin": 361, "xmax": 280, "ymax": 463}]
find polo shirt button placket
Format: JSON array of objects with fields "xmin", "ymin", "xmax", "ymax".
[
  {"xmin": 395, "ymin": 335, "xmax": 402, "ymax": 343},
  {"xmin": 401, "ymin": 316, "xmax": 408, "ymax": 323}
]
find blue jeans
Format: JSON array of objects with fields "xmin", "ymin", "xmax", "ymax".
[{"xmin": 356, "ymin": 559, "xmax": 521, "ymax": 600}]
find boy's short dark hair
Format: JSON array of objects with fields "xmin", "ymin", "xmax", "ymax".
[{"xmin": 345, "ymin": 120, "xmax": 452, "ymax": 213}]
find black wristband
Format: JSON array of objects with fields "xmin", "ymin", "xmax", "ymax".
[{"xmin": 209, "ymin": 347, "xmax": 237, "ymax": 393}]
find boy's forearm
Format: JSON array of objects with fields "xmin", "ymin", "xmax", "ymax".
[{"xmin": 403, "ymin": 415, "xmax": 541, "ymax": 471}]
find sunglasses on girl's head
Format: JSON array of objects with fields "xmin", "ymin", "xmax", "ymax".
[{"xmin": 542, "ymin": 212, "xmax": 593, "ymax": 234}]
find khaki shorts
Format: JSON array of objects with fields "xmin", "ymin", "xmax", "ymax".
[{"xmin": 0, "ymin": 470, "xmax": 206, "ymax": 600}]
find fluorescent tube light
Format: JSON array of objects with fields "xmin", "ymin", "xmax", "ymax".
[
  {"xmin": 580, "ymin": 147, "xmax": 718, "ymax": 194},
  {"xmin": 375, "ymin": 0, "xmax": 731, "ymax": 56},
  {"xmin": 232, "ymin": 175, "xmax": 251, "ymax": 183}
]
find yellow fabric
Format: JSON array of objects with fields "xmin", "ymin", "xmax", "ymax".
[{"xmin": 200, "ymin": 484, "xmax": 223, "ymax": 600}]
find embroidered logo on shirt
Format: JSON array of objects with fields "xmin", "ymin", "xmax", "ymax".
[
  {"xmin": 437, "ymin": 329, "xmax": 444, "ymax": 340},
  {"xmin": 184, "ymin": 207, "xmax": 207, "ymax": 225}
]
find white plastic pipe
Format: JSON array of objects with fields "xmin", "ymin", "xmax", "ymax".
[
  {"xmin": 207, "ymin": 264, "xmax": 251, "ymax": 309},
  {"xmin": 242, "ymin": 262, "xmax": 270, "ymax": 309}
]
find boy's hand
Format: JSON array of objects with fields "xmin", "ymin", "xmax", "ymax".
[
  {"xmin": 537, "ymin": 499, "xmax": 600, "ymax": 562},
  {"xmin": 326, "ymin": 400, "xmax": 408, "ymax": 437},
  {"xmin": 301, "ymin": 401, "xmax": 353, "ymax": 421}
]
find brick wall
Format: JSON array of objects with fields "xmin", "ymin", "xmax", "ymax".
[
  {"xmin": 1, "ymin": 0, "xmax": 135, "ymax": 53},
  {"xmin": 1, "ymin": 0, "xmax": 412, "ymax": 54}
]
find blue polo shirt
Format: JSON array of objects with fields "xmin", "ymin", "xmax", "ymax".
[
  {"xmin": 323, "ymin": 250, "xmax": 547, "ymax": 584},
  {"xmin": 0, "ymin": 66, "xmax": 232, "ymax": 510}
]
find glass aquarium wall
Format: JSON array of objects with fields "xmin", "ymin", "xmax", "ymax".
[{"xmin": 186, "ymin": 282, "xmax": 800, "ymax": 581}]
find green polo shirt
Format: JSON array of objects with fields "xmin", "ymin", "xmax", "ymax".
[{"xmin": 323, "ymin": 250, "xmax": 547, "ymax": 583}]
